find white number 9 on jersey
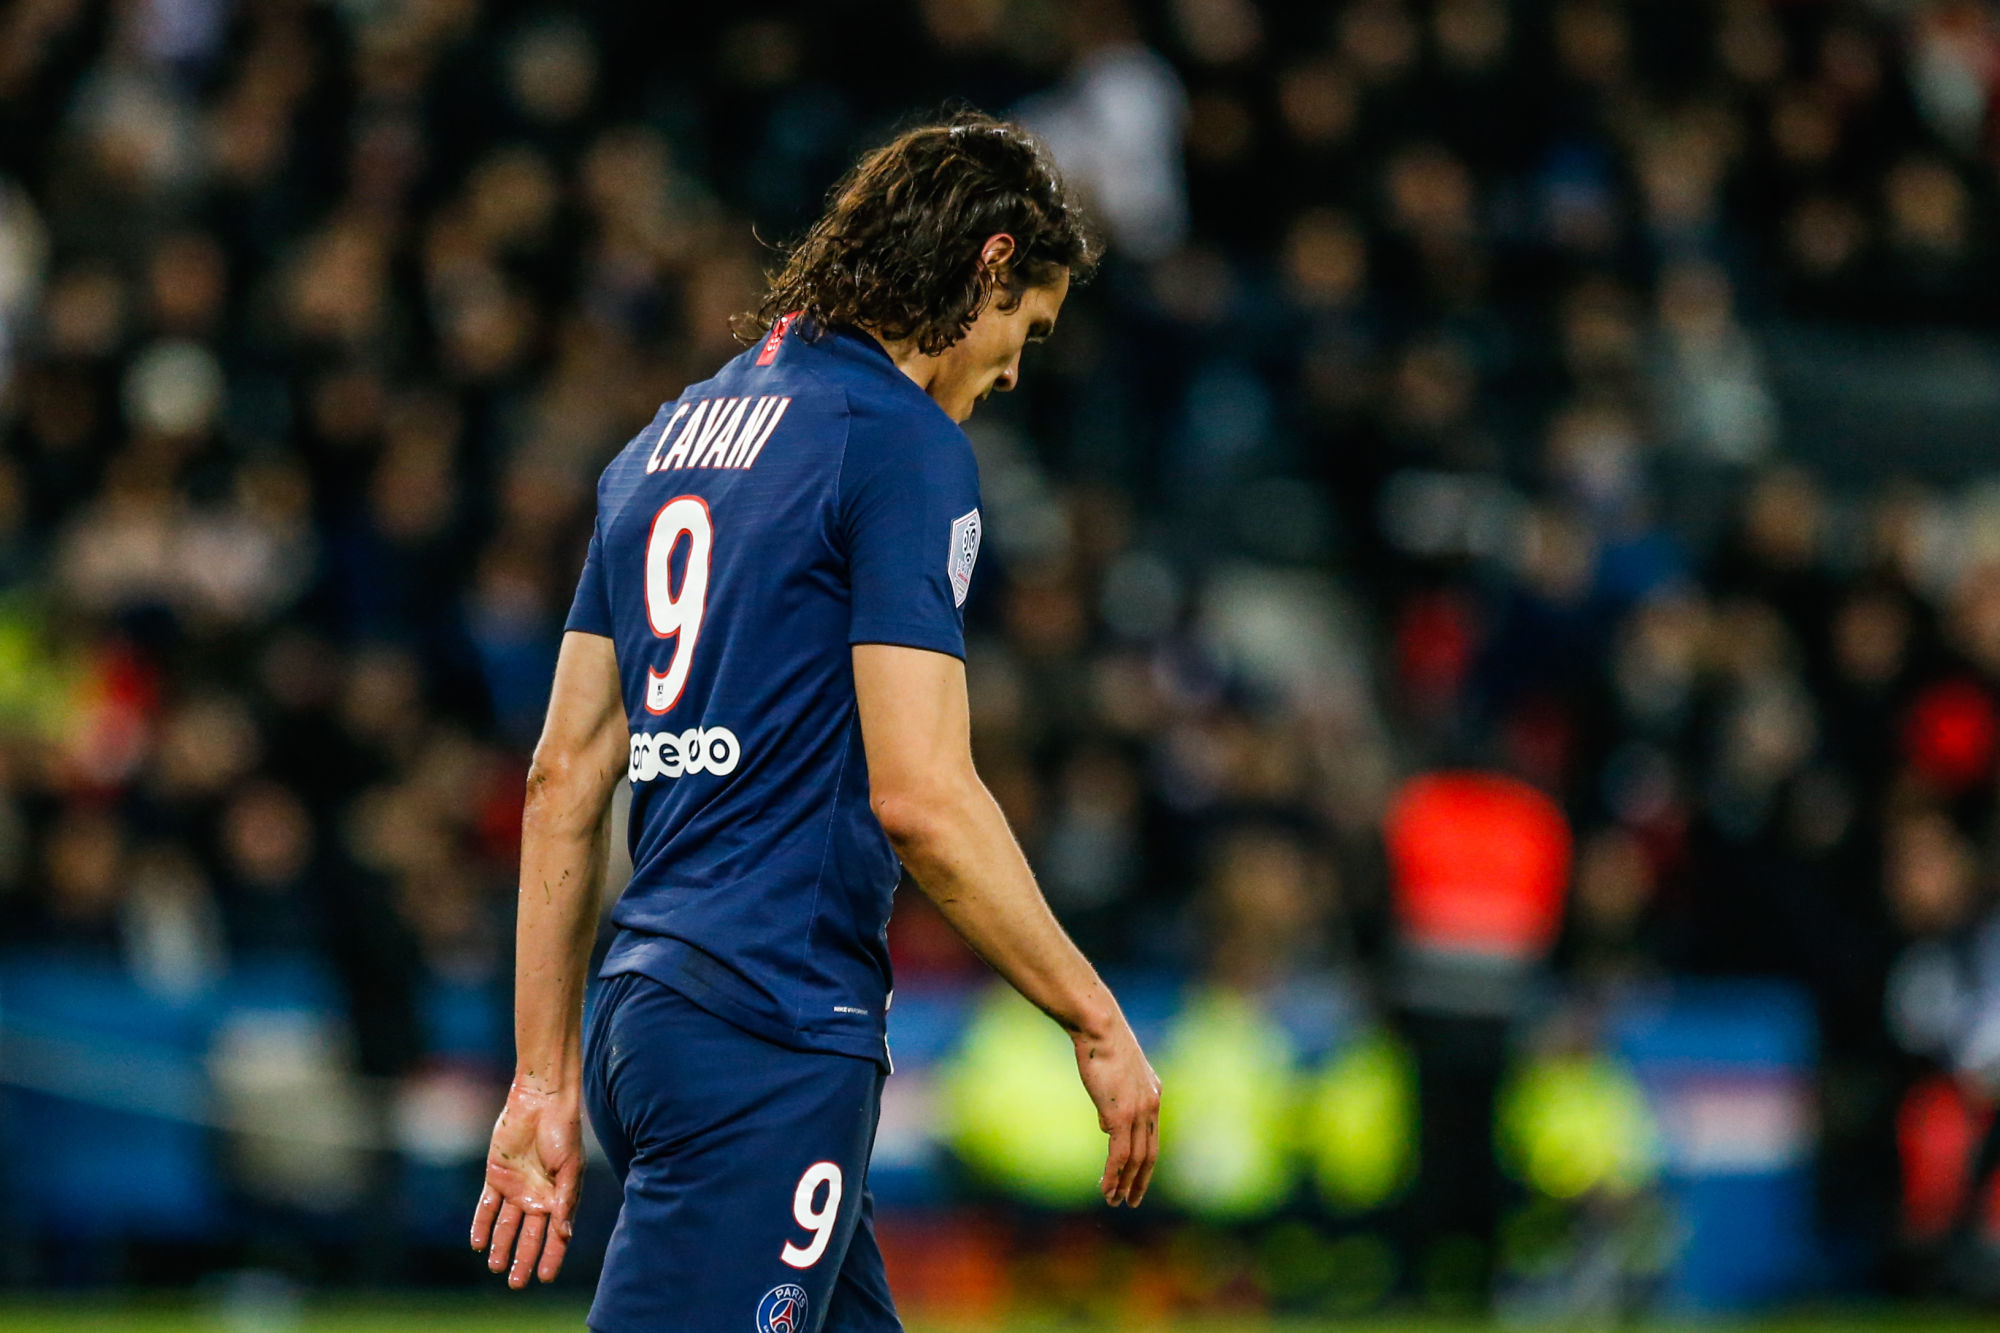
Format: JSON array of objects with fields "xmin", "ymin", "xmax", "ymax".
[
  {"xmin": 780, "ymin": 1161, "xmax": 843, "ymax": 1269},
  {"xmin": 643, "ymin": 496, "xmax": 713, "ymax": 714}
]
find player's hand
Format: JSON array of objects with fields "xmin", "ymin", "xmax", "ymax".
[
  {"xmin": 471, "ymin": 1080, "xmax": 584, "ymax": 1288},
  {"xmin": 1073, "ymin": 1021, "xmax": 1161, "ymax": 1207}
]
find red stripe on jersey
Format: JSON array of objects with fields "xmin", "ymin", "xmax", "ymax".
[{"xmin": 756, "ymin": 312, "xmax": 798, "ymax": 366}]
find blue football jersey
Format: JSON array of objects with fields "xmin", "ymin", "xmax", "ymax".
[{"xmin": 564, "ymin": 320, "xmax": 982, "ymax": 1068}]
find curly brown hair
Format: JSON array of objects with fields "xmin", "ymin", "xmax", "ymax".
[{"xmin": 738, "ymin": 111, "xmax": 1101, "ymax": 356}]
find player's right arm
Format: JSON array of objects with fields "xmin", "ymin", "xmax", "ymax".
[
  {"xmin": 853, "ymin": 642, "xmax": 1161, "ymax": 1206},
  {"xmin": 472, "ymin": 628, "xmax": 627, "ymax": 1287}
]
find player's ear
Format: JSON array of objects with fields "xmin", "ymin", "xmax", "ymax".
[{"xmin": 979, "ymin": 233, "xmax": 1017, "ymax": 272}]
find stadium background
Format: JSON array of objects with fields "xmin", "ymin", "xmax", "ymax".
[{"xmin": 4, "ymin": 0, "xmax": 2000, "ymax": 1326}]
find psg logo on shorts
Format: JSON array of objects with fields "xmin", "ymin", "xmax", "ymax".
[{"xmin": 757, "ymin": 1282, "xmax": 809, "ymax": 1333}]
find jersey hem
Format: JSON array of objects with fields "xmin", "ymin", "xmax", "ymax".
[{"xmin": 599, "ymin": 931, "xmax": 891, "ymax": 1071}]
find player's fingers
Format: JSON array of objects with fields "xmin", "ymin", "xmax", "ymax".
[
  {"xmin": 1101, "ymin": 1116, "xmax": 1134, "ymax": 1205},
  {"xmin": 1128, "ymin": 1114, "xmax": 1160, "ymax": 1206},
  {"xmin": 555, "ymin": 1154, "xmax": 583, "ymax": 1218},
  {"xmin": 471, "ymin": 1184, "xmax": 501, "ymax": 1250},
  {"xmin": 1127, "ymin": 1084, "xmax": 1164, "ymax": 1204},
  {"xmin": 536, "ymin": 1159, "xmax": 579, "ymax": 1282},
  {"xmin": 487, "ymin": 1201, "xmax": 523, "ymax": 1275},
  {"xmin": 537, "ymin": 1218, "xmax": 571, "ymax": 1283},
  {"xmin": 509, "ymin": 1211, "xmax": 548, "ymax": 1290},
  {"xmin": 1115, "ymin": 1107, "xmax": 1148, "ymax": 1204}
]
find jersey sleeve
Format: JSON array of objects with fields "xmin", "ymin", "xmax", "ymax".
[
  {"xmin": 563, "ymin": 518, "xmax": 614, "ymax": 637},
  {"xmin": 840, "ymin": 411, "xmax": 981, "ymax": 659}
]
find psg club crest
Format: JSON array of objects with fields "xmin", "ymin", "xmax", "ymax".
[
  {"xmin": 948, "ymin": 508, "xmax": 982, "ymax": 608},
  {"xmin": 757, "ymin": 1283, "xmax": 809, "ymax": 1333}
]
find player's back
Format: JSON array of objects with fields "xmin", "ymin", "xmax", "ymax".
[{"xmin": 564, "ymin": 317, "xmax": 981, "ymax": 1068}]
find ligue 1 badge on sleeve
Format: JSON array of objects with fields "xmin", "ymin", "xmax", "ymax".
[
  {"xmin": 757, "ymin": 1282, "xmax": 809, "ymax": 1333},
  {"xmin": 949, "ymin": 507, "xmax": 982, "ymax": 608}
]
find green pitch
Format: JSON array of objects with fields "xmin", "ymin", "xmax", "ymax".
[{"xmin": 0, "ymin": 1301, "xmax": 1995, "ymax": 1333}]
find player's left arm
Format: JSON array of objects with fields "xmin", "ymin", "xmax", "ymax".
[
  {"xmin": 472, "ymin": 628, "xmax": 627, "ymax": 1287},
  {"xmin": 854, "ymin": 641, "xmax": 1161, "ymax": 1206}
]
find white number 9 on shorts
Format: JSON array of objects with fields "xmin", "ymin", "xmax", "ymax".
[{"xmin": 779, "ymin": 1161, "xmax": 843, "ymax": 1269}]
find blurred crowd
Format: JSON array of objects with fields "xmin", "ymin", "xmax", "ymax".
[{"xmin": 5, "ymin": 0, "xmax": 2000, "ymax": 1292}]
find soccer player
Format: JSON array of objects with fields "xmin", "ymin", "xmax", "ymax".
[{"xmin": 469, "ymin": 113, "xmax": 1161, "ymax": 1332}]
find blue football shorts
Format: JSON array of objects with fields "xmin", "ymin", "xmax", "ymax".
[{"xmin": 582, "ymin": 970, "xmax": 902, "ymax": 1333}]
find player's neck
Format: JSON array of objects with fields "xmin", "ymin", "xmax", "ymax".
[{"xmin": 859, "ymin": 326, "xmax": 942, "ymax": 398}]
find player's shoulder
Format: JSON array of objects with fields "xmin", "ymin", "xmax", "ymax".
[
  {"xmin": 838, "ymin": 392, "xmax": 968, "ymax": 488},
  {"xmin": 793, "ymin": 328, "xmax": 968, "ymax": 466}
]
